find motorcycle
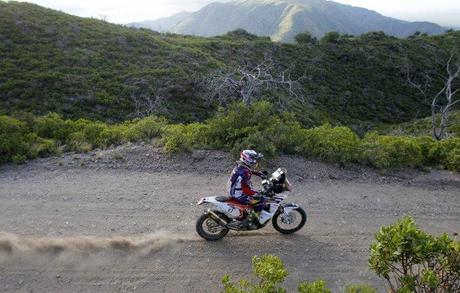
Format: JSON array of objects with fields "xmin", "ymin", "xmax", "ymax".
[{"xmin": 196, "ymin": 168, "xmax": 307, "ymax": 241}]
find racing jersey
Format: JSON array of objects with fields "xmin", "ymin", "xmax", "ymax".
[{"xmin": 228, "ymin": 164, "xmax": 261, "ymax": 198}]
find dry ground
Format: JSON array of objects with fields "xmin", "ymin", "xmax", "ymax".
[{"xmin": 0, "ymin": 145, "xmax": 459, "ymax": 292}]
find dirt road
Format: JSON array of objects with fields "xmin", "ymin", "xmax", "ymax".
[{"xmin": 0, "ymin": 146, "xmax": 459, "ymax": 292}]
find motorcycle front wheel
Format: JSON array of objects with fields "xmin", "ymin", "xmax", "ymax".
[
  {"xmin": 272, "ymin": 207, "xmax": 306, "ymax": 234},
  {"xmin": 196, "ymin": 212, "xmax": 230, "ymax": 241}
]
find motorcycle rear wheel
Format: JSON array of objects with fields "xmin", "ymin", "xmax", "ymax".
[
  {"xmin": 272, "ymin": 207, "xmax": 306, "ymax": 234},
  {"xmin": 196, "ymin": 212, "xmax": 230, "ymax": 241}
]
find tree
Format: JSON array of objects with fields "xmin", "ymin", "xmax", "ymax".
[
  {"xmin": 125, "ymin": 77, "xmax": 166, "ymax": 118},
  {"xmin": 320, "ymin": 32, "xmax": 341, "ymax": 44},
  {"xmin": 406, "ymin": 50, "xmax": 460, "ymax": 140},
  {"xmin": 295, "ymin": 32, "xmax": 317, "ymax": 45},
  {"xmin": 204, "ymin": 55, "xmax": 305, "ymax": 107}
]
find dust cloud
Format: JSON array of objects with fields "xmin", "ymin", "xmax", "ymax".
[{"xmin": 0, "ymin": 231, "xmax": 197, "ymax": 259}]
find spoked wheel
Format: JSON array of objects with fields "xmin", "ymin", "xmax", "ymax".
[
  {"xmin": 196, "ymin": 212, "xmax": 230, "ymax": 241},
  {"xmin": 272, "ymin": 207, "xmax": 306, "ymax": 234}
]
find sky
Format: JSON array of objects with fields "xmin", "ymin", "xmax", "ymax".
[{"xmin": 8, "ymin": 0, "xmax": 460, "ymax": 27}]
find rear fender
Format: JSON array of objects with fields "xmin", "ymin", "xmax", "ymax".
[
  {"xmin": 197, "ymin": 197, "xmax": 242, "ymax": 219},
  {"xmin": 197, "ymin": 196, "xmax": 219, "ymax": 205}
]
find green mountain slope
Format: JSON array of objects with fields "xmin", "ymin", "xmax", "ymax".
[
  {"xmin": 168, "ymin": 0, "xmax": 445, "ymax": 42},
  {"xmin": 0, "ymin": 1, "xmax": 459, "ymax": 129}
]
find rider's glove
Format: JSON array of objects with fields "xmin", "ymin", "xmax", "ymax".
[
  {"xmin": 250, "ymin": 194, "xmax": 262, "ymax": 203},
  {"xmin": 260, "ymin": 170, "xmax": 269, "ymax": 179}
]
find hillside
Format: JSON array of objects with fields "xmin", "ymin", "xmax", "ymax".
[
  {"xmin": 0, "ymin": 1, "xmax": 459, "ymax": 128},
  {"xmin": 143, "ymin": 0, "xmax": 446, "ymax": 42}
]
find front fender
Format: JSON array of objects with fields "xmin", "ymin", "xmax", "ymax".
[{"xmin": 281, "ymin": 203, "xmax": 301, "ymax": 213}]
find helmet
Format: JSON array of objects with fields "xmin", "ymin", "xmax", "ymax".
[{"xmin": 239, "ymin": 150, "xmax": 263, "ymax": 168}]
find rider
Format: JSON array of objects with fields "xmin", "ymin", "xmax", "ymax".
[{"xmin": 228, "ymin": 150, "xmax": 267, "ymax": 218}]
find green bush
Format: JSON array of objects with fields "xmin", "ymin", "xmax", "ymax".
[
  {"xmin": 232, "ymin": 131, "xmax": 277, "ymax": 159},
  {"xmin": 98, "ymin": 126, "xmax": 126, "ymax": 147},
  {"xmin": 34, "ymin": 113, "xmax": 71, "ymax": 142},
  {"xmin": 369, "ymin": 216, "xmax": 460, "ymax": 292},
  {"xmin": 344, "ymin": 284, "xmax": 377, "ymax": 293},
  {"xmin": 123, "ymin": 116, "xmax": 168, "ymax": 142},
  {"xmin": 0, "ymin": 116, "xmax": 59, "ymax": 163},
  {"xmin": 446, "ymin": 148, "xmax": 460, "ymax": 171},
  {"xmin": 222, "ymin": 254, "xmax": 288, "ymax": 293},
  {"xmin": 205, "ymin": 101, "xmax": 278, "ymax": 149},
  {"xmin": 358, "ymin": 133, "xmax": 424, "ymax": 168},
  {"xmin": 298, "ymin": 280, "xmax": 331, "ymax": 293},
  {"xmin": 162, "ymin": 123, "xmax": 205, "ymax": 153},
  {"xmin": 0, "ymin": 115, "xmax": 29, "ymax": 163},
  {"xmin": 297, "ymin": 124, "xmax": 360, "ymax": 164},
  {"xmin": 66, "ymin": 131, "xmax": 93, "ymax": 153},
  {"xmin": 414, "ymin": 136, "xmax": 436, "ymax": 165},
  {"xmin": 25, "ymin": 133, "xmax": 59, "ymax": 158},
  {"xmin": 428, "ymin": 138, "xmax": 460, "ymax": 171},
  {"xmin": 1, "ymin": 107, "xmax": 459, "ymax": 172},
  {"xmin": 222, "ymin": 255, "xmax": 378, "ymax": 293}
]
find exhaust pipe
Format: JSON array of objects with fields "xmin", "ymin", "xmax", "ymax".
[{"xmin": 207, "ymin": 210, "xmax": 228, "ymax": 226}]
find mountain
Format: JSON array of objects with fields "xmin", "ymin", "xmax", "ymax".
[
  {"xmin": 137, "ymin": 0, "xmax": 445, "ymax": 42},
  {"xmin": 128, "ymin": 11, "xmax": 191, "ymax": 32},
  {"xmin": 1, "ymin": 1, "xmax": 459, "ymax": 129}
]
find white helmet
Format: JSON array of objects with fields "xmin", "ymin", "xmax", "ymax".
[{"xmin": 240, "ymin": 150, "xmax": 263, "ymax": 168}]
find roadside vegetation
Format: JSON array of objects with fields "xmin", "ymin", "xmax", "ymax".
[
  {"xmin": 378, "ymin": 111, "xmax": 460, "ymax": 138},
  {"xmin": 1, "ymin": 102, "xmax": 459, "ymax": 171},
  {"xmin": 222, "ymin": 217, "xmax": 460, "ymax": 293}
]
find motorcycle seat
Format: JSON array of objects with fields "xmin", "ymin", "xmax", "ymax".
[{"xmin": 215, "ymin": 196, "xmax": 231, "ymax": 202}]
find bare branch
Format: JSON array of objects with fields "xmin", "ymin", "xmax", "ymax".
[
  {"xmin": 407, "ymin": 49, "xmax": 460, "ymax": 140},
  {"xmin": 202, "ymin": 55, "xmax": 306, "ymax": 107}
]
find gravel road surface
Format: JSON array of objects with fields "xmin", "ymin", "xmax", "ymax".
[{"xmin": 0, "ymin": 146, "xmax": 459, "ymax": 292}]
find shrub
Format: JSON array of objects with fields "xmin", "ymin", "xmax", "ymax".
[
  {"xmin": 428, "ymin": 138, "xmax": 460, "ymax": 171},
  {"xmin": 269, "ymin": 114, "xmax": 306, "ymax": 155},
  {"xmin": 295, "ymin": 32, "xmax": 317, "ymax": 45},
  {"xmin": 123, "ymin": 116, "xmax": 168, "ymax": 142},
  {"xmin": 414, "ymin": 136, "xmax": 436, "ymax": 165},
  {"xmin": 67, "ymin": 131, "xmax": 93, "ymax": 153},
  {"xmin": 12, "ymin": 154, "xmax": 27, "ymax": 164},
  {"xmin": 321, "ymin": 32, "xmax": 341, "ymax": 44},
  {"xmin": 369, "ymin": 216, "xmax": 460, "ymax": 292},
  {"xmin": 33, "ymin": 113, "xmax": 70, "ymax": 142},
  {"xmin": 297, "ymin": 124, "xmax": 360, "ymax": 164},
  {"xmin": 358, "ymin": 133, "xmax": 424, "ymax": 169},
  {"xmin": 298, "ymin": 280, "xmax": 331, "ymax": 293},
  {"xmin": 162, "ymin": 124, "xmax": 194, "ymax": 153},
  {"xmin": 446, "ymin": 148, "xmax": 460, "ymax": 171},
  {"xmin": 221, "ymin": 254, "xmax": 380, "ymax": 293},
  {"xmin": 25, "ymin": 133, "xmax": 59, "ymax": 158},
  {"xmin": 98, "ymin": 126, "xmax": 126, "ymax": 148},
  {"xmin": 205, "ymin": 102, "xmax": 271, "ymax": 148},
  {"xmin": 231, "ymin": 131, "xmax": 277, "ymax": 159},
  {"xmin": 0, "ymin": 116, "xmax": 60, "ymax": 163},
  {"xmin": 344, "ymin": 284, "xmax": 377, "ymax": 293},
  {"xmin": 0, "ymin": 115, "xmax": 28, "ymax": 163},
  {"xmin": 222, "ymin": 254, "xmax": 288, "ymax": 293}
]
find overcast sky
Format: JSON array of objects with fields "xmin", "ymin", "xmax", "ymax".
[{"xmin": 10, "ymin": 0, "xmax": 460, "ymax": 27}]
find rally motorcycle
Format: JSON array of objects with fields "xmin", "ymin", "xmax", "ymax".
[{"xmin": 196, "ymin": 168, "xmax": 306, "ymax": 241}]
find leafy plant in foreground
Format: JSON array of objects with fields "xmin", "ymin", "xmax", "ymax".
[{"xmin": 369, "ymin": 216, "xmax": 460, "ymax": 292}]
